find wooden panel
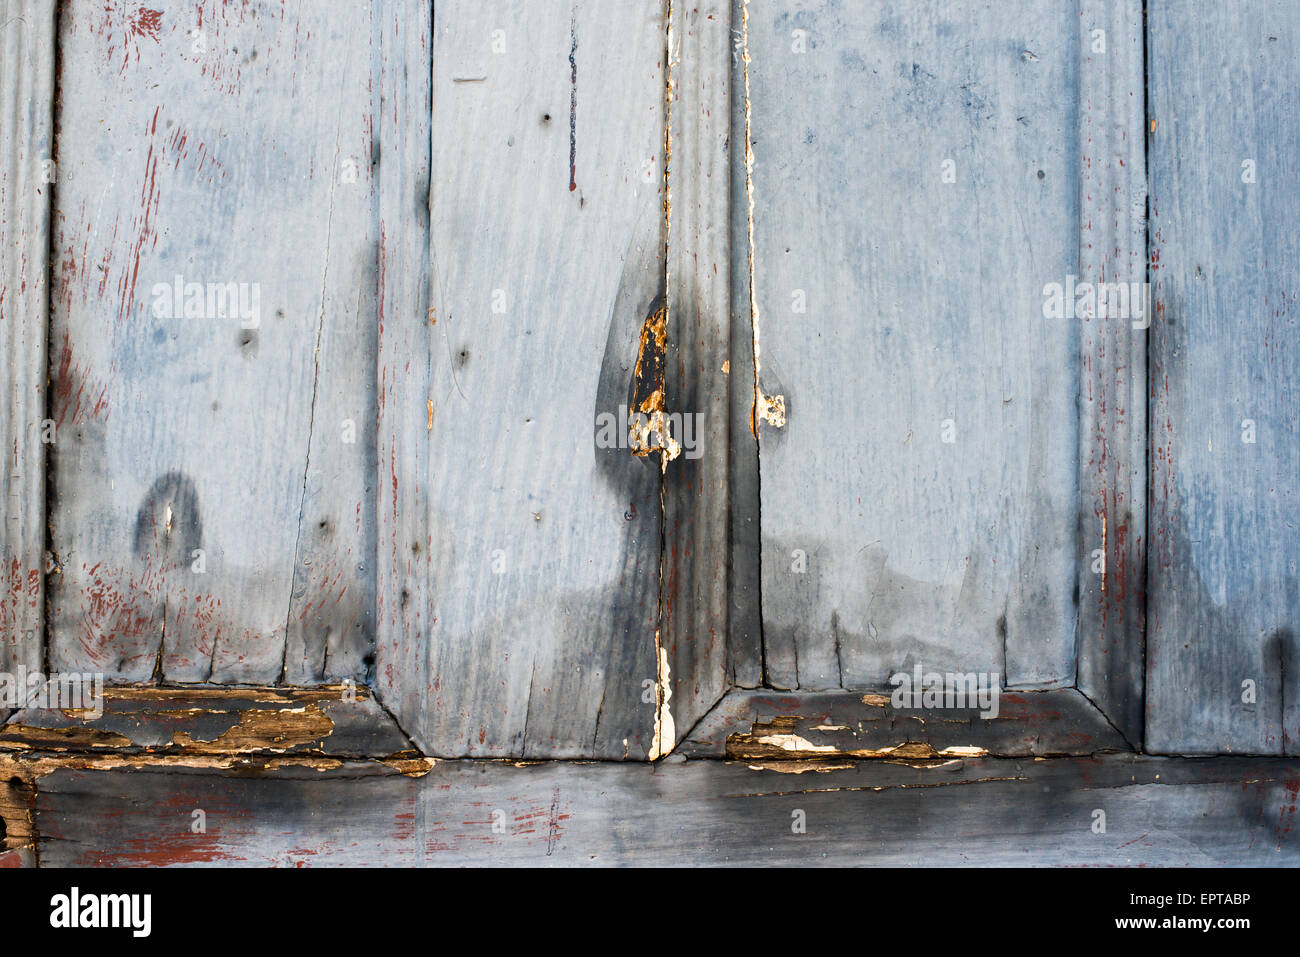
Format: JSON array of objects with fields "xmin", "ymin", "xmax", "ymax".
[
  {"xmin": 23, "ymin": 754, "xmax": 1300, "ymax": 865},
  {"xmin": 408, "ymin": 0, "xmax": 665, "ymax": 757},
  {"xmin": 679, "ymin": 688, "xmax": 1128, "ymax": 759},
  {"xmin": 746, "ymin": 0, "xmax": 1080, "ymax": 690},
  {"xmin": 662, "ymin": 0, "xmax": 732, "ymax": 753},
  {"xmin": 1075, "ymin": 0, "xmax": 1146, "ymax": 746},
  {"xmin": 0, "ymin": 0, "xmax": 56, "ymax": 692},
  {"xmin": 0, "ymin": 686, "xmax": 409, "ymax": 758},
  {"xmin": 47, "ymin": 1, "xmax": 377, "ymax": 684},
  {"xmin": 1147, "ymin": 0, "xmax": 1300, "ymax": 754}
]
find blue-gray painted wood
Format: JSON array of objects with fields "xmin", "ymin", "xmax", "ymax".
[
  {"xmin": 1075, "ymin": 0, "xmax": 1146, "ymax": 747},
  {"xmin": 663, "ymin": 0, "xmax": 734, "ymax": 754},
  {"xmin": 47, "ymin": 0, "xmax": 377, "ymax": 684},
  {"xmin": 745, "ymin": 0, "xmax": 1080, "ymax": 691},
  {"xmin": 405, "ymin": 0, "xmax": 666, "ymax": 758},
  {"xmin": 373, "ymin": 0, "xmax": 434, "ymax": 749},
  {"xmin": 0, "ymin": 0, "xmax": 54, "ymax": 700},
  {"xmin": 1146, "ymin": 0, "xmax": 1300, "ymax": 754}
]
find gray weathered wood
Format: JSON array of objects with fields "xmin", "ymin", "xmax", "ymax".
[
  {"xmin": 727, "ymin": 0, "xmax": 764, "ymax": 690},
  {"xmin": 1075, "ymin": 0, "xmax": 1147, "ymax": 747},
  {"xmin": 23, "ymin": 753, "xmax": 1300, "ymax": 865},
  {"xmin": 679, "ymin": 687, "xmax": 1128, "ymax": 758},
  {"xmin": 0, "ymin": 0, "xmax": 55, "ymax": 698},
  {"xmin": 663, "ymin": 0, "xmax": 732, "ymax": 754},
  {"xmin": 1146, "ymin": 0, "xmax": 1300, "ymax": 754},
  {"xmin": 47, "ymin": 0, "xmax": 377, "ymax": 684},
  {"xmin": 373, "ymin": 0, "xmax": 433, "ymax": 738},
  {"xmin": 407, "ymin": 0, "xmax": 666, "ymax": 758},
  {"xmin": 745, "ymin": 0, "xmax": 1080, "ymax": 690}
]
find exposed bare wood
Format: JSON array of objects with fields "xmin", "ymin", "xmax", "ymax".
[
  {"xmin": 0, "ymin": 685, "xmax": 409, "ymax": 757},
  {"xmin": 679, "ymin": 688, "xmax": 1129, "ymax": 758}
]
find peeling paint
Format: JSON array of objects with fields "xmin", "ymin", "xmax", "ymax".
[
  {"xmin": 629, "ymin": 296, "xmax": 682, "ymax": 467},
  {"xmin": 0, "ymin": 726, "xmax": 133, "ymax": 751},
  {"xmin": 171, "ymin": 704, "xmax": 334, "ymax": 754},
  {"xmin": 648, "ymin": 643, "xmax": 676, "ymax": 760},
  {"xmin": 726, "ymin": 715, "xmax": 990, "ymax": 761},
  {"xmin": 745, "ymin": 760, "xmax": 855, "ymax": 774},
  {"xmin": 740, "ymin": 0, "xmax": 785, "ymax": 436}
]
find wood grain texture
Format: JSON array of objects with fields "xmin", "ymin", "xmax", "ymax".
[
  {"xmin": 746, "ymin": 0, "xmax": 1080, "ymax": 691},
  {"xmin": 678, "ymin": 687, "xmax": 1128, "ymax": 758},
  {"xmin": 0, "ymin": 0, "xmax": 55, "ymax": 693},
  {"xmin": 373, "ymin": 0, "xmax": 432, "ymax": 744},
  {"xmin": 409, "ymin": 0, "xmax": 666, "ymax": 758},
  {"xmin": 726, "ymin": 0, "xmax": 763, "ymax": 689},
  {"xmin": 25, "ymin": 754, "xmax": 1300, "ymax": 865},
  {"xmin": 0, "ymin": 685, "xmax": 410, "ymax": 757},
  {"xmin": 1075, "ymin": 0, "xmax": 1146, "ymax": 747},
  {"xmin": 663, "ymin": 0, "xmax": 732, "ymax": 752},
  {"xmin": 1146, "ymin": 1, "xmax": 1300, "ymax": 754},
  {"xmin": 47, "ymin": 1, "xmax": 378, "ymax": 684}
]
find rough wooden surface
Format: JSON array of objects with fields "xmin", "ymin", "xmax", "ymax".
[
  {"xmin": 744, "ymin": 0, "xmax": 1080, "ymax": 691},
  {"xmin": 662, "ymin": 0, "xmax": 732, "ymax": 757},
  {"xmin": 0, "ymin": 0, "xmax": 55, "ymax": 696},
  {"xmin": 47, "ymin": 0, "xmax": 378, "ymax": 684},
  {"xmin": 1146, "ymin": 0, "xmax": 1300, "ymax": 754},
  {"xmin": 410, "ymin": 0, "xmax": 666, "ymax": 758},
  {"xmin": 373, "ymin": 0, "xmax": 433, "ymax": 751},
  {"xmin": 1075, "ymin": 0, "xmax": 1147, "ymax": 747},
  {"xmin": 679, "ymin": 688, "xmax": 1129, "ymax": 759},
  {"xmin": 726, "ymin": 0, "xmax": 764, "ymax": 691},
  {"xmin": 0, "ymin": 685, "xmax": 410, "ymax": 757},
  {"xmin": 17, "ymin": 754, "xmax": 1300, "ymax": 866}
]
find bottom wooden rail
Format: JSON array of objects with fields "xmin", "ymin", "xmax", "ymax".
[{"xmin": 1, "ymin": 753, "xmax": 1298, "ymax": 866}]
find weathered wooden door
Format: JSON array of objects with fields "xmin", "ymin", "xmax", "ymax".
[{"xmin": 2, "ymin": 0, "xmax": 1298, "ymax": 867}]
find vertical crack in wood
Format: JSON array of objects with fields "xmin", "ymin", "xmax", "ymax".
[
  {"xmin": 649, "ymin": 0, "xmax": 676, "ymax": 760},
  {"xmin": 738, "ymin": 0, "xmax": 771, "ymax": 687},
  {"xmin": 740, "ymin": 0, "xmax": 783, "ymax": 435}
]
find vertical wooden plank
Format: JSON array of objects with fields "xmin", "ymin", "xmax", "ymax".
[
  {"xmin": 727, "ymin": 0, "xmax": 763, "ymax": 688},
  {"xmin": 1075, "ymin": 0, "xmax": 1147, "ymax": 746},
  {"xmin": 281, "ymin": 9, "xmax": 381, "ymax": 686},
  {"xmin": 662, "ymin": 0, "xmax": 732, "ymax": 752},
  {"xmin": 747, "ymin": 0, "xmax": 1080, "ymax": 690},
  {"xmin": 47, "ymin": 1, "xmax": 377, "ymax": 684},
  {"xmin": 374, "ymin": 0, "xmax": 432, "ymax": 737},
  {"xmin": 413, "ymin": 0, "xmax": 665, "ymax": 758},
  {"xmin": 1147, "ymin": 0, "xmax": 1300, "ymax": 754},
  {"xmin": 0, "ymin": 0, "xmax": 55, "ymax": 689}
]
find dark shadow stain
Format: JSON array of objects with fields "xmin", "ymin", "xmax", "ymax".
[
  {"xmin": 236, "ymin": 327, "xmax": 258, "ymax": 358},
  {"xmin": 133, "ymin": 471, "xmax": 202, "ymax": 569}
]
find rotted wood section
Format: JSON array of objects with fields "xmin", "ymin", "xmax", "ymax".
[{"xmin": 679, "ymin": 688, "xmax": 1129, "ymax": 763}]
